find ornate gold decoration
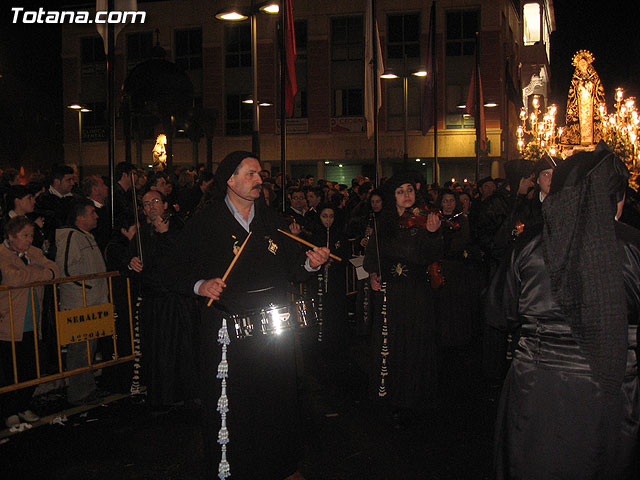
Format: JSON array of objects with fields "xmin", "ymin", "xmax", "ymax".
[
  {"xmin": 152, "ymin": 134, "xmax": 167, "ymax": 170},
  {"xmin": 571, "ymin": 49, "xmax": 595, "ymax": 67},
  {"xmin": 561, "ymin": 50, "xmax": 605, "ymax": 146},
  {"xmin": 517, "ymin": 95, "xmax": 562, "ymax": 161},
  {"xmin": 601, "ymin": 88, "xmax": 640, "ymax": 189}
]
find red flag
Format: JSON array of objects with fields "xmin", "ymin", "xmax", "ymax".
[
  {"xmin": 465, "ymin": 64, "xmax": 487, "ymax": 152},
  {"xmin": 284, "ymin": 0, "xmax": 297, "ymax": 117}
]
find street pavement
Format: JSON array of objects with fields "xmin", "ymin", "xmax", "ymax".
[{"xmin": 1, "ymin": 335, "xmax": 497, "ymax": 480}]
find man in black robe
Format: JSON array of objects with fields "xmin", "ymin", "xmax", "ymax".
[{"xmin": 171, "ymin": 151, "xmax": 329, "ymax": 480}]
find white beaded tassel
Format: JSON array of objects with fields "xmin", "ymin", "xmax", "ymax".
[
  {"xmin": 317, "ymin": 271, "xmax": 324, "ymax": 342},
  {"xmin": 217, "ymin": 317, "xmax": 231, "ymax": 479},
  {"xmin": 378, "ymin": 282, "xmax": 388, "ymax": 397},
  {"xmin": 130, "ymin": 295, "xmax": 144, "ymax": 396}
]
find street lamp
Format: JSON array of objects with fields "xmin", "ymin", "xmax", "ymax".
[
  {"xmin": 380, "ymin": 59, "xmax": 426, "ymax": 168},
  {"xmin": 216, "ymin": 1, "xmax": 279, "ymax": 157},
  {"xmin": 67, "ymin": 104, "xmax": 91, "ymax": 179}
]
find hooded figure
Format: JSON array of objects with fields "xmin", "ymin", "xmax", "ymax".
[{"xmin": 492, "ymin": 142, "xmax": 639, "ymax": 479}]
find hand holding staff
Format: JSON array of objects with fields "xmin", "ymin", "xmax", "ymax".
[
  {"xmin": 276, "ymin": 229, "xmax": 342, "ymax": 262},
  {"xmin": 206, "ymin": 232, "xmax": 253, "ymax": 307}
]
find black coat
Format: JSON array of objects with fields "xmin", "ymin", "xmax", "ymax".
[
  {"xmin": 491, "ymin": 221, "xmax": 640, "ymax": 479},
  {"xmin": 168, "ymin": 197, "xmax": 314, "ymax": 479}
]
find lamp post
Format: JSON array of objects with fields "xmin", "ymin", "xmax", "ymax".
[
  {"xmin": 216, "ymin": 1, "xmax": 279, "ymax": 157},
  {"xmin": 380, "ymin": 56, "xmax": 426, "ymax": 169},
  {"xmin": 67, "ymin": 104, "xmax": 91, "ymax": 179}
]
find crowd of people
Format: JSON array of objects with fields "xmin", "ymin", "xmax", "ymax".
[{"xmin": 0, "ymin": 142, "xmax": 638, "ymax": 478}]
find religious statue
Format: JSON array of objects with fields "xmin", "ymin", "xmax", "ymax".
[
  {"xmin": 561, "ymin": 50, "xmax": 606, "ymax": 146},
  {"xmin": 152, "ymin": 133, "xmax": 167, "ymax": 171}
]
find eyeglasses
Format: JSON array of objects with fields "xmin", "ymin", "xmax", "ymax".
[{"xmin": 142, "ymin": 198, "xmax": 162, "ymax": 207}]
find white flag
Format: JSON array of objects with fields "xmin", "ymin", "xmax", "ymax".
[
  {"xmin": 364, "ymin": 0, "xmax": 384, "ymax": 139},
  {"xmin": 96, "ymin": 0, "xmax": 138, "ymax": 55}
]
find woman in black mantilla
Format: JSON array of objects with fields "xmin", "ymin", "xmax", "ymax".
[
  {"xmin": 490, "ymin": 144, "xmax": 640, "ymax": 479},
  {"xmin": 308, "ymin": 203, "xmax": 351, "ymax": 354},
  {"xmin": 363, "ymin": 173, "xmax": 443, "ymax": 424}
]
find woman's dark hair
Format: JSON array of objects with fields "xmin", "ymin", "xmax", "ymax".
[
  {"xmin": 4, "ymin": 215, "xmax": 33, "ymax": 240},
  {"xmin": 4, "ymin": 185, "xmax": 31, "ymax": 212},
  {"xmin": 436, "ymin": 190, "xmax": 461, "ymax": 213}
]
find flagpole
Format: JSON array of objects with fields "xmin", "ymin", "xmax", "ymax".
[
  {"xmin": 474, "ymin": 31, "xmax": 480, "ymax": 183},
  {"xmin": 280, "ymin": 3, "xmax": 286, "ymax": 214},
  {"xmin": 107, "ymin": 0, "xmax": 116, "ymax": 229},
  {"xmin": 432, "ymin": 1, "xmax": 439, "ymax": 185},
  {"xmin": 505, "ymin": 60, "xmax": 510, "ymax": 163},
  {"xmin": 372, "ymin": 0, "xmax": 381, "ymax": 187}
]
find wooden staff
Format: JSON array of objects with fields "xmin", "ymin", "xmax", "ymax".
[
  {"xmin": 207, "ymin": 232, "xmax": 252, "ymax": 307},
  {"xmin": 276, "ymin": 229, "xmax": 342, "ymax": 262}
]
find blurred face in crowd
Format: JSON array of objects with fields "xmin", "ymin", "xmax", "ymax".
[
  {"xmin": 320, "ymin": 207, "xmax": 335, "ymax": 230},
  {"xmin": 459, "ymin": 193, "xmax": 471, "ymax": 214},
  {"xmin": 142, "ymin": 191, "xmax": 167, "ymax": 222},
  {"xmin": 54, "ymin": 174, "xmax": 75, "ymax": 195},
  {"xmin": 9, "ymin": 224, "xmax": 34, "ymax": 253},
  {"xmin": 76, "ymin": 205, "xmax": 98, "ymax": 232},
  {"xmin": 480, "ymin": 180, "xmax": 496, "ymax": 200},
  {"xmin": 14, "ymin": 194, "xmax": 35, "ymax": 215},
  {"xmin": 92, "ymin": 177, "xmax": 109, "ymax": 203},
  {"xmin": 307, "ymin": 190, "xmax": 321, "ymax": 209},
  {"xmin": 135, "ymin": 172, "xmax": 146, "ymax": 190},
  {"xmin": 291, "ymin": 191, "xmax": 307, "ymax": 211},
  {"xmin": 537, "ymin": 168, "xmax": 553, "ymax": 198},
  {"xmin": 395, "ymin": 183, "xmax": 415, "ymax": 212},
  {"xmin": 227, "ymin": 157, "xmax": 263, "ymax": 203},
  {"xmin": 370, "ymin": 194, "xmax": 383, "ymax": 213},
  {"xmin": 441, "ymin": 193, "xmax": 457, "ymax": 215},
  {"xmin": 151, "ymin": 177, "xmax": 171, "ymax": 197}
]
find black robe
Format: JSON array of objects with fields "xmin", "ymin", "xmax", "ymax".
[
  {"xmin": 132, "ymin": 216, "xmax": 200, "ymax": 408},
  {"xmin": 363, "ymin": 212, "xmax": 443, "ymax": 409},
  {"xmin": 309, "ymin": 224, "xmax": 350, "ymax": 353},
  {"xmin": 170, "ymin": 197, "xmax": 313, "ymax": 480},
  {"xmin": 435, "ymin": 214, "xmax": 480, "ymax": 347},
  {"xmin": 491, "ymin": 222, "xmax": 640, "ymax": 479}
]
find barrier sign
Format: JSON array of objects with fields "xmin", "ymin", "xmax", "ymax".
[{"xmin": 57, "ymin": 303, "xmax": 115, "ymax": 345}]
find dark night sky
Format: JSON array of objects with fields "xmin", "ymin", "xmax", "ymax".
[{"xmin": 549, "ymin": 1, "xmax": 640, "ymax": 116}]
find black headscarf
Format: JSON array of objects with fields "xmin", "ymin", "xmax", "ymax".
[
  {"xmin": 503, "ymin": 158, "xmax": 534, "ymax": 193},
  {"xmin": 212, "ymin": 151, "xmax": 256, "ymax": 200},
  {"xmin": 382, "ymin": 172, "xmax": 417, "ymax": 206},
  {"xmin": 542, "ymin": 141, "xmax": 629, "ymax": 394}
]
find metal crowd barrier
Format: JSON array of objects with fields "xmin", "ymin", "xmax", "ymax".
[{"xmin": 0, "ymin": 271, "xmax": 134, "ymax": 395}]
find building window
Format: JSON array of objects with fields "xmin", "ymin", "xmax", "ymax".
[
  {"xmin": 387, "ymin": 13, "xmax": 420, "ymax": 60},
  {"xmin": 331, "ymin": 16, "xmax": 363, "ymax": 117},
  {"xmin": 445, "ymin": 10, "xmax": 478, "ymax": 57},
  {"xmin": 444, "ymin": 9, "xmax": 479, "ymax": 129},
  {"xmin": 225, "ymin": 24, "xmax": 251, "ymax": 68},
  {"xmin": 80, "ymin": 37, "xmax": 106, "ymax": 138},
  {"xmin": 523, "ymin": 3, "xmax": 541, "ymax": 45},
  {"xmin": 226, "ymin": 94, "xmax": 252, "ymax": 136},
  {"xmin": 126, "ymin": 31, "xmax": 153, "ymax": 73},
  {"xmin": 175, "ymin": 28, "xmax": 202, "ymax": 106},
  {"xmin": 81, "ymin": 36, "xmax": 106, "ymax": 76},
  {"xmin": 384, "ymin": 13, "xmax": 421, "ymax": 132}
]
